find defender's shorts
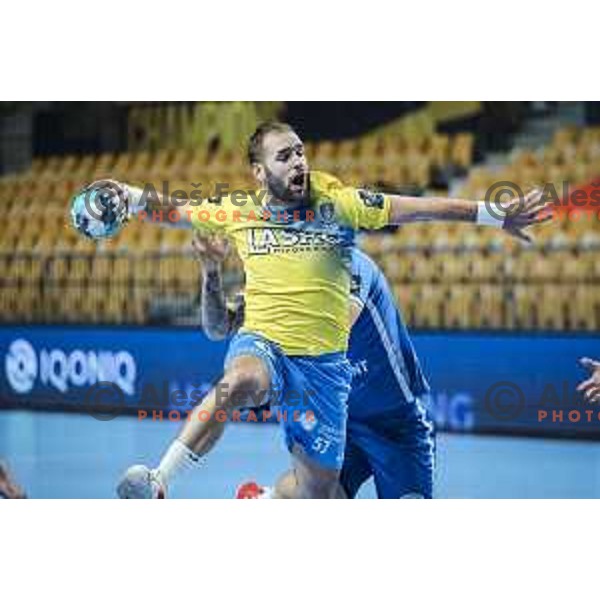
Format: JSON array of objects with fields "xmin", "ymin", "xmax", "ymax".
[{"xmin": 340, "ymin": 408, "xmax": 435, "ymax": 499}]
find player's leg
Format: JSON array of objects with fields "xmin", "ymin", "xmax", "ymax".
[
  {"xmin": 274, "ymin": 445, "xmax": 346, "ymax": 499},
  {"xmin": 236, "ymin": 351, "xmax": 353, "ymax": 500},
  {"xmin": 361, "ymin": 412, "xmax": 435, "ymax": 499},
  {"xmin": 0, "ymin": 461, "xmax": 27, "ymax": 499},
  {"xmin": 235, "ymin": 423, "xmax": 350, "ymax": 499},
  {"xmin": 338, "ymin": 434, "xmax": 374, "ymax": 499},
  {"xmin": 119, "ymin": 333, "xmax": 352, "ymax": 499},
  {"xmin": 372, "ymin": 445, "xmax": 434, "ymax": 499},
  {"xmin": 271, "ymin": 469, "xmax": 298, "ymax": 498},
  {"xmin": 239, "ymin": 440, "xmax": 348, "ymax": 500},
  {"xmin": 117, "ymin": 353, "xmax": 271, "ymax": 498},
  {"xmin": 269, "ymin": 354, "xmax": 352, "ymax": 499},
  {"xmin": 237, "ymin": 453, "xmax": 356, "ymax": 500},
  {"xmin": 241, "ymin": 405, "xmax": 373, "ymax": 500},
  {"xmin": 177, "ymin": 355, "xmax": 270, "ymax": 454}
]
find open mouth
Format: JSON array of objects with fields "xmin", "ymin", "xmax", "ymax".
[{"xmin": 289, "ymin": 172, "xmax": 306, "ymax": 189}]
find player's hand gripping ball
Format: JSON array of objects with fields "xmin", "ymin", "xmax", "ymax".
[{"xmin": 70, "ymin": 179, "xmax": 131, "ymax": 240}]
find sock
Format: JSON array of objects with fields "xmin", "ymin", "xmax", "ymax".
[{"xmin": 156, "ymin": 440, "xmax": 203, "ymax": 487}]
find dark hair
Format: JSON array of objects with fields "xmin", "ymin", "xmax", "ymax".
[{"xmin": 247, "ymin": 121, "xmax": 294, "ymax": 165}]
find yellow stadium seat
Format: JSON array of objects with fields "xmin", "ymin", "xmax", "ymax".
[
  {"xmin": 443, "ymin": 284, "xmax": 471, "ymax": 329},
  {"xmin": 91, "ymin": 255, "xmax": 113, "ymax": 282},
  {"xmin": 567, "ymin": 285, "xmax": 598, "ymax": 331},
  {"xmin": 450, "ymin": 133, "xmax": 474, "ymax": 170},
  {"xmin": 379, "ymin": 252, "xmax": 411, "ymax": 283},
  {"xmin": 48, "ymin": 257, "xmax": 69, "ymax": 282},
  {"xmin": 474, "ymin": 284, "xmax": 505, "ymax": 328},
  {"xmin": 72, "ymin": 155, "xmax": 96, "ymax": 180},
  {"xmin": 112, "ymin": 256, "xmax": 130, "ymax": 283},
  {"xmin": 509, "ymin": 284, "xmax": 537, "ymax": 330},
  {"xmin": 312, "ymin": 141, "xmax": 338, "ymax": 172},
  {"xmin": 536, "ymin": 284, "xmax": 565, "ymax": 330},
  {"xmin": 413, "ymin": 283, "xmax": 443, "ymax": 328},
  {"xmin": 427, "ymin": 134, "xmax": 450, "ymax": 168},
  {"xmin": 2, "ymin": 122, "xmax": 599, "ymax": 329}
]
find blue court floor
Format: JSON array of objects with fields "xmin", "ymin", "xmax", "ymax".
[{"xmin": 2, "ymin": 409, "xmax": 600, "ymax": 498}]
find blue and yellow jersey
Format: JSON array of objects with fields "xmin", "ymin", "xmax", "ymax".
[{"xmin": 191, "ymin": 171, "xmax": 391, "ymax": 355}]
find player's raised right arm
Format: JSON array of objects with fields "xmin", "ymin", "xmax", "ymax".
[
  {"xmin": 125, "ymin": 183, "xmax": 194, "ymax": 227},
  {"xmin": 73, "ymin": 179, "xmax": 197, "ymax": 231}
]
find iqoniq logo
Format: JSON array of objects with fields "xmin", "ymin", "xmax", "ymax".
[{"xmin": 4, "ymin": 338, "xmax": 136, "ymax": 396}]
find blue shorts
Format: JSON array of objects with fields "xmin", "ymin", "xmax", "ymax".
[
  {"xmin": 340, "ymin": 408, "xmax": 435, "ymax": 499},
  {"xmin": 225, "ymin": 332, "xmax": 352, "ymax": 471}
]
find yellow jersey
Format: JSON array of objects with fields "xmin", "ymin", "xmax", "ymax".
[{"xmin": 191, "ymin": 171, "xmax": 391, "ymax": 355}]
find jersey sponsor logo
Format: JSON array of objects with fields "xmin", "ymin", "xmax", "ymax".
[
  {"xmin": 319, "ymin": 202, "xmax": 335, "ymax": 223},
  {"xmin": 358, "ymin": 189, "xmax": 385, "ymax": 209},
  {"xmin": 246, "ymin": 228, "xmax": 341, "ymax": 255}
]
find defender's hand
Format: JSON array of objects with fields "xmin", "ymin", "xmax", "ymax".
[{"xmin": 578, "ymin": 358, "xmax": 600, "ymax": 403}]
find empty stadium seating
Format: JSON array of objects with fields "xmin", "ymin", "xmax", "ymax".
[{"xmin": 0, "ymin": 120, "xmax": 598, "ymax": 330}]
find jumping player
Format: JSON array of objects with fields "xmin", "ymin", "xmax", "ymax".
[
  {"xmin": 103, "ymin": 121, "xmax": 549, "ymax": 499},
  {"xmin": 193, "ymin": 232, "xmax": 434, "ymax": 498}
]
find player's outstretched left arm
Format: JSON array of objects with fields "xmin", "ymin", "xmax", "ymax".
[
  {"xmin": 578, "ymin": 358, "xmax": 600, "ymax": 403},
  {"xmin": 387, "ymin": 188, "xmax": 552, "ymax": 242}
]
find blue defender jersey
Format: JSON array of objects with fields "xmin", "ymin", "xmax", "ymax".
[{"xmin": 347, "ymin": 248, "xmax": 430, "ymax": 420}]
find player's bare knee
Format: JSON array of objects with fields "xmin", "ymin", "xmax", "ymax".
[
  {"xmin": 224, "ymin": 367, "xmax": 263, "ymax": 398},
  {"xmin": 219, "ymin": 356, "xmax": 270, "ymax": 410}
]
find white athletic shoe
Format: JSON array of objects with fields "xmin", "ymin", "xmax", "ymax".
[{"xmin": 117, "ymin": 465, "xmax": 165, "ymax": 499}]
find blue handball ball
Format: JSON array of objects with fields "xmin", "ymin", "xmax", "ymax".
[{"xmin": 70, "ymin": 181, "xmax": 129, "ymax": 240}]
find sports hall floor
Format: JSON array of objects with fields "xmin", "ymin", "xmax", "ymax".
[{"xmin": 2, "ymin": 410, "xmax": 600, "ymax": 499}]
